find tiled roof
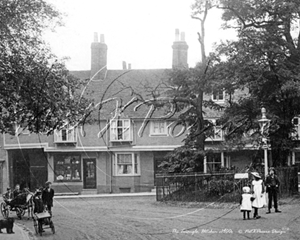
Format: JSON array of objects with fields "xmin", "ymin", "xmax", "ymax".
[
  {"xmin": 71, "ymin": 68, "xmax": 224, "ymax": 121},
  {"xmin": 71, "ymin": 69, "xmax": 173, "ymax": 120}
]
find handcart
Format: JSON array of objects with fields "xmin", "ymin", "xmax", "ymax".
[
  {"xmin": 1, "ymin": 189, "xmax": 34, "ymax": 219},
  {"xmin": 33, "ymin": 210, "xmax": 55, "ymax": 236}
]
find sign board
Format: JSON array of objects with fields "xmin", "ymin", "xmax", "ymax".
[{"xmin": 234, "ymin": 173, "xmax": 249, "ymax": 179}]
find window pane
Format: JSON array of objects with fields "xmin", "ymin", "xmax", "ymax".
[
  {"xmin": 117, "ymin": 120, "xmax": 122, "ymax": 127},
  {"xmin": 111, "ymin": 120, "xmax": 116, "ymax": 128},
  {"xmin": 62, "ymin": 129, "xmax": 67, "ymax": 141}
]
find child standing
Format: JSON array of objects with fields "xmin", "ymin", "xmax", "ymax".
[
  {"xmin": 240, "ymin": 186, "xmax": 254, "ymax": 220},
  {"xmin": 251, "ymin": 172, "xmax": 265, "ymax": 219}
]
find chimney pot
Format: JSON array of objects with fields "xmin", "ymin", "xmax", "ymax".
[
  {"xmin": 100, "ymin": 34, "xmax": 105, "ymax": 43},
  {"xmin": 128, "ymin": 63, "xmax": 131, "ymax": 70},
  {"xmin": 175, "ymin": 29, "xmax": 180, "ymax": 41},
  {"xmin": 94, "ymin": 32, "xmax": 98, "ymax": 42},
  {"xmin": 122, "ymin": 61, "xmax": 127, "ymax": 70},
  {"xmin": 180, "ymin": 32, "xmax": 185, "ymax": 41}
]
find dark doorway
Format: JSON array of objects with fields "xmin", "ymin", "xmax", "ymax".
[
  {"xmin": 9, "ymin": 149, "xmax": 47, "ymax": 191},
  {"xmin": 83, "ymin": 159, "xmax": 96, "ymax": 189}
]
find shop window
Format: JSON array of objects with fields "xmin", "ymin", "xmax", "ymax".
[
  {"xmin": 54, "ymin": 156, "xmax": 81, "ymax": 181},
  {"xmin": 150, "ymin": 121, "xmax": 168, "ymax": 136},
  {"xmin": 110, "ymin": 119, "xmax": 132, "ymax": 141},
  {"xmin": 113, "ymin": 153, "xmax": 140, "ymax": 176}
]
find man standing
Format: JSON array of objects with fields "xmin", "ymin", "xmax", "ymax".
[
  {"xmin": 42, "ymin": 181, "xmax": 54, "ymax": 215},
  {"xmin": 265, "ymin": 168, "xmax": 281, "ymax": 213}
]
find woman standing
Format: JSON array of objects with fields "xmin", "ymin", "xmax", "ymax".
[{"xmin": 251, "ymin": 172, "xmax": 265, "ymax": 219}]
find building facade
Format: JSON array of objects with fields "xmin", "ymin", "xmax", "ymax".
[{"xmin": 1, "ymin": 29, "xmax": 298, "ymax": 195}]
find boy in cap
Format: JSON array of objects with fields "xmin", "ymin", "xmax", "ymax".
[
  {"xmin": 265, "ymin": 167, "xmax": 281, "ymax": 213},
  {"xmin": 42, "ymin": 181, "xmax": 54, "ymax": 216},
  {"xmin": 240, "ymin": 186, "xmax": 255, "ymax": 220}
]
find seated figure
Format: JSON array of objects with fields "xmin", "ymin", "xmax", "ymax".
[{"xmin": 2, "ymin": 187, "xmax": 13, "ymax": 204}]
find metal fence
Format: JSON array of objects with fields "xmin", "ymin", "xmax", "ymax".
[{"xmin": 155, "ymin": 167, "xmax": 298, "ymax": 202}]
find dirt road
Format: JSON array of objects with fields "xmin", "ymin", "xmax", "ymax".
[{"xmin": 16, "ymin": 195, "xmax": 300, "ymax": 240}]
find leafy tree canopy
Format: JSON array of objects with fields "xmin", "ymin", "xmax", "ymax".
[
  {"xmin": 0, "ymin": 0, "xmax": 91, "ymax": 135},
  {"xmin": 213, "ymin": 0, "xmax": 300, "ymax": 165}
]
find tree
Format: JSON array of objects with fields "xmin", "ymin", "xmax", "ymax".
[
  {"xmin": 127, "ymin": 0, "xmax": 224, "ymax": 173},
  {"xmin": 212, "ymin": 0, "xmax": 300, "ymax": 166},
  {"xmin": 0, "ymin": 0, "xmax": 91, "ymax": 135}
]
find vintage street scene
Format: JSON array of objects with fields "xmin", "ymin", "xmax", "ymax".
[{"xmin": 1, "ymin": 0, "xmax": 300, "ymax": 239}]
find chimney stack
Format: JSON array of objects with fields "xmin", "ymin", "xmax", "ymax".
[
  {"xmin": 91, "ymin": 32, "xmax": 107, "ymax": 79},
  {"xmin": 172, "ymin": 29, "xmax": 188, "ymax": 69}
]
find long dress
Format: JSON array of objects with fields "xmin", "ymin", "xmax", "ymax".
[{"xmin": 252, "ymin": 179, "xmax": 265, "ymax": 208}]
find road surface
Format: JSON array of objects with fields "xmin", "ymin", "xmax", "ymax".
[{"xmin": 14, "ymin": 195, "xmax": 300, "ymax": 240}]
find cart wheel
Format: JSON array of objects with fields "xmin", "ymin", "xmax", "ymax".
[
  {"xmin": 33, "ymin": 219, "xmax": 39, "ymax": 234},
  {"xmin": 50, "ymin": 221, "xmax": 55, "ymax": 234},
  {"xmin": 1, "ymin": 202, "xmax": 9, "ymax": 218}
]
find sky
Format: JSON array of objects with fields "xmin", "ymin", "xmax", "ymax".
[{"xmin": 45, "ymin": 0, "xmax": 235, "ymax": 71}]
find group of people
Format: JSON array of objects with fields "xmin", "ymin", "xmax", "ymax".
[
  {"xmin": 3, "ymin": 181, "xmax": 54, "ymax": 215},
  {"xmin": 240, "ymin": 167, "xmax": 281, "ymax": 220}
]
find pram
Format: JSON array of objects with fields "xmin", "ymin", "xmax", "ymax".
[{"xmin": 33, "ymin": 209, "xmax": 55, "ymax": 236}]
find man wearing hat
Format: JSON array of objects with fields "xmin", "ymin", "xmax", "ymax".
[
  {"xmin": 265, "ymin": 167, "xmax": 281, "ymax": 213},
  {"xmin": 42, "ymin": 181, "xmax": 54, "ymax": 215}
]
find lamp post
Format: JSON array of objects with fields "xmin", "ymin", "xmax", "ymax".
[{"xmin": 258, "ymin": 107, "xmax": 271, "ymax": 177}]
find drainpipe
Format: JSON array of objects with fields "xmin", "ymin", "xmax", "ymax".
[{"xmin": 107, "ymin": 119, "xmax": 113, "ymax": 193}]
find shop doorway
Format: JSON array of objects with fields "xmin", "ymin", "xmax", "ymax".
[
  {"xmin": 83, "ymin": 159, "xmax": 96, "ymax": 189},
  {"xmin": 9, "ymin": 149, "xmax": 48, "ymax": 191}
]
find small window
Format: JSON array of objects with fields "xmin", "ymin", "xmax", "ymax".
[
  {"xmin": 206, "ymin": 119, "xmax": 224, "ymax": 141},
  {"xmin": 214, "ymin": 126, "xmax": 223, "ymax": 140},
  {"xmin": 54, "ymin": 126, "xmax": 77, "ymax": 143},
  {"xmin": 113, "ymin": 153, "xmax": 140, "ymax": 176},
  {"xmin": 150, "ymin": 121, "xmax": 168, "ymax": 136},
  {"xmin": 110, "ymin": 119, "xmax": 132, "ymax": 141},
  {"xmin": 212, "ymin": 90, "xmax": 225, "ymax": 102},
  {"xmin": 54, "ymin": 155, "xmax": 81, "ymax": 181},
  {"xmin": 292, "ymin": 117, "xmax": 300, "ymax": 140},
  {"xmin": 207, "ymin": 154, "xmax": 222, "ymax": 172}
]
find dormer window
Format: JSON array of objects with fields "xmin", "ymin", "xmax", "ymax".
[
  {"xmin": 212, "ymin": 90, "xmax": 225, "ymax": 102},
  {"xmin": 110, "ymin": 119, "xmax": 132, "ymax": 141},
  {"xmin": 54, "ymin": 126, "xmax": 77, "ymax": 143}
]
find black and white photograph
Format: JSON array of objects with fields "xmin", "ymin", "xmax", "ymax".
[{"xmin": 0, "ymin": 0, "xmax": 300, "ymax": 239}]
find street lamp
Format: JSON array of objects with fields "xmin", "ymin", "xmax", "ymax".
[{"xmin": 258, "ymin": 107, "xmax": 271, "ymax": 177}]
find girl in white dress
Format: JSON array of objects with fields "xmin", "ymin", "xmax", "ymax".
[
  {"xmin": 240, "ymin": 186, "xmax": 254, "ymax": 220},
  {"xmin": 251, "ymin": 172, "xmax": 265, "ymax": 219}
]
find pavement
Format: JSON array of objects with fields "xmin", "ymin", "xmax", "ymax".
[
  {"xmin": 2, "ymin": 191, "xmax": 156, "ymax": 240},
  {"xmin": 1, "ymin": 222, "xmax": 33, "ymax": 240}
]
